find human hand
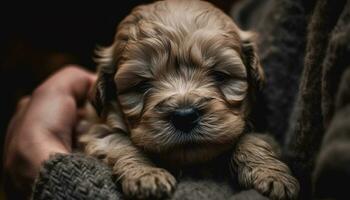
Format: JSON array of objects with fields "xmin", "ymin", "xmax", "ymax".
[{"xmin": 3, "ymin": 66, "xmax": 96, "ymax": 197}]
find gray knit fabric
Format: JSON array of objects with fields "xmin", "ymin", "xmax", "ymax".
[
  {"xmin": 32, "ymin": 153, "xmax": 122, "ymax": 200},
  {"xmin": 32, "ymin": 153, "xmax": 267, "ymax": 200}
]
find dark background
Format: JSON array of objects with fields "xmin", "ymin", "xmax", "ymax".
[{"xmin": 0, "ymin": 1, "xmax": 235, "ymax": 198}]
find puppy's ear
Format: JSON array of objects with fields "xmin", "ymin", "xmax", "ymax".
[
  {"xmin": 91, "ymin": 43, "xmax": 119, "ymax": 116},
  {"xmin": 91, "ymin": 7, "xmax": 145, "ymax": 116},
  {"xmin": 239, "ymin": 30, "xmax": 265, "ymax": 92}
]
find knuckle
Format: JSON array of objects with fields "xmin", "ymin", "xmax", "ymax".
[
  {"xmin": 16, "ymin": 96, "xmax": 31, "ymax": 109},
  {"xmin": 61, "ymin": 65, "xmax": 85, "ymax": 75},
  {"xmin": 32, "ymin": 84, "xmax": 49, "ymax": 97}
]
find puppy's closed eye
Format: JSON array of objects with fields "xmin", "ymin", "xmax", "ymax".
[
  {"xmin": 130, "ymin": 80, "xmax": 153, "ymax": 94},
  {"xmin": 212, "ymin": 71, "xmax": 231, "ymax": 84}
]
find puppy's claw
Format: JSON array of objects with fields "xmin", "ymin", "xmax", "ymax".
[{"xmin": 122, "ymin": 167, "xmax": 176, "ymax": 199}]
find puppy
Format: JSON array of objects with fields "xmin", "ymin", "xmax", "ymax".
[{"xmin": 78, "ymin": 0, "xmax": 299, "ymax": 199}]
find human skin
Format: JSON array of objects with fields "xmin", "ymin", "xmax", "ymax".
[{"xmin": 3, "ymin": 66, "xmax": 96, "ymax": 197}]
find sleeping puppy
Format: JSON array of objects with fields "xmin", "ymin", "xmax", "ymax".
[{"xmin": 78, "ymin": 0, "xmax": 299, "ymax": 199}]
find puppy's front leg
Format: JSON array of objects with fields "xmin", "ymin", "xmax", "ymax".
[
  {"xmin": 79, "ymin": 124, "xmax": 176, "ymax": 199},
  {"xmin": 231, "ymin": 134, "xmax": 299, "ymax": 200}
]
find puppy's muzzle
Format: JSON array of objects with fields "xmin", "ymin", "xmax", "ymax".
[{"xmin": 170, "ymin": 106, "xmax": 200, "ymax": 133}]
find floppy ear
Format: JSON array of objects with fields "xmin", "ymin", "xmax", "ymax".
[
  {"xmin": 239, "ymin": 30, "xmax": 265, "ymax": 92},
  {"xmin": 92, "ymin": 29, "xmax": 130, "ymax": 116},
  {"xmin": 91, "ymin": 10, "xmax": 141, "ymax": 116},
  {"xmin": 91, "ymin": 43, "xmax": 119, "ymax": 116}
]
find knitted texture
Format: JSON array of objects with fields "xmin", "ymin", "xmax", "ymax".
[
  {"xmin": 228, "ymin": 190, "xmax": 268, "ymax": 200},
  {"xmin": 172, "ymin": 178, "xmax": 235, "ymax": 200},
  {"xmin": 32, "ymin": 153, "xmax": 122, "ymax": 200},
  {"xmin": 32, "ymin": 153, "xmax": 267, "ymax": 200}
]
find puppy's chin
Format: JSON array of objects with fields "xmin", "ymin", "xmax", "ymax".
[{"xmin": 159, "ymin": 143, "xmax": 233, "ymax": 165}]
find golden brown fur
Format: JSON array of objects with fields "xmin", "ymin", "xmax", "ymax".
[{"xmin": 78, "ymin": 0, "xmax": 299, "ymax": 199}]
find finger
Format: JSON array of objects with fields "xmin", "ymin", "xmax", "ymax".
[
  {"xmin": 22, "ymin": 66, "xmax": 96, "ymax": 153},
  {"xmin": 16, "ymin": 96, "xmax": 31, "ymax": 112},
  {"xmin": 58, "ymin": 66, "xmax": 97, "ymax": 102},
  {"xmin": 34, "ymin": 65, "xmax": 97, "ymax": 103}
]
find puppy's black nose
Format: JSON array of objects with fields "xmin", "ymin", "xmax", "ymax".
[{"xmin": 171, "ymin": 107, "xmax": 200, "ymax": 133}]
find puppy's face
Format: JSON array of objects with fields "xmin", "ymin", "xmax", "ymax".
[{"xmin": 94, "ymin": 0, "xmax": 264, "ymax": 164}]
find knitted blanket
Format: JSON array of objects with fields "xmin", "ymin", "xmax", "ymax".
[
  {"xmin": 31, "ymin": 0, "xmax": 350, "ymax": 199},
  {"xmin": 32, "ymin": 153, "xmax": 267, "ymax": 200}
]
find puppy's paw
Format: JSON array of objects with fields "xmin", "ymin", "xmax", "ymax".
[
  {"xmin": 240, "ymin": 168, "xmax": 299, "ymax": 200},
  {"xmin": 121, "ymin": 167, "xmax": 176, "ymax": 199},
  {"xmin": 254, "ymin": 172, "xmax": 299, "ymax": 200}
]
